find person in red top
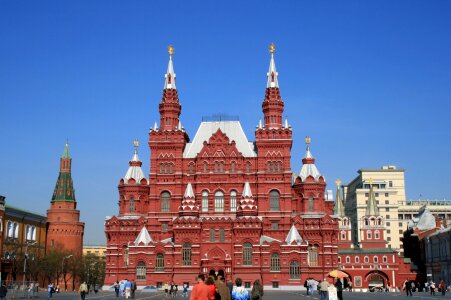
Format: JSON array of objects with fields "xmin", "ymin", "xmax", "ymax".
[
  {"xmin": 205, "ymin": 277, "xmax": 216, "ymax": 300},
  {"xmin": 190, "ymin": 274, "xmax": 210, "ymax": 300}
]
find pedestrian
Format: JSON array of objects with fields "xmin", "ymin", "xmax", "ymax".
[
  {"xmin": 164, "ymin": 282, "xmax": 170, "ymax": 298},
  {"xmin": 430, "ymin": 280, "xmax": 436, "ymax": 296},
  {"xmin": 190, "ymin": 274, "xmax": 210, "ymax": 300},
  {"xmin": 120, "ymin": 280, "xmax": 125, "ymax": 297},
  {"xmin": 130, "ymin": 280, "xmax": 136, "ymax": 299},
  {"xmin": 439, "ymin": 280, "xmax": 446, "ymax": 296},
  {"xmin": 47, "ymin": 282, "xmax": 54, "ymax": 299},
  {"xmin": 124, "ymin": 279, "xmax": 131, "ymax": 299},
  {"xmin": 183, "ymin": 283, "xmax": 189, "ymax": 298},
  {"xmin": 226, "ymin": 281, "xmax": 233, "ymax": 299},
  {"xmin": 0, "ymin": 283, "xmax": 7, "ymax": 300},
  {"xmin": 319, "ymin": 278, "xmax": 329, "ymax": 300},
  {"xmin": 170, "ymin": 282, "xmax": 176, "ymax": 298},
  {"xmin": 335, "ymin": 280, "xmax": 343, "ymax": 300},
  {"xmin": 79, "ymin": 282, "xmax": 88, "ymax": 300},
  {"xmin": 231, "ymin": 278, "xmax": 249, "ymax": 300},
  {"xmin": 348, "ymin": 280, "xmax": 352, "ymax": 292},
  {"xmin": 114, "ymin": 281, "xmax": 120, "ymax": 298},
  {"xmin": 250, "ymin": 279, "xmax": 263, "ymax": 300},
  {"xmin": 216, "ymin": 276, "xmax": 231, "ymax": 300},
  {"xmin": 404, "ymin": 279, "xmax": 412, "ymax": 296},
  {"xmin": 205, "ymin": 277, "xmax": 216, "ymax": 300},
  {"xmin": 175, "ymin": 284, "xmax": 179, "ymax": 298},
  {"xmin": 304, "ymin": 280, "xmax": 309, "ymax": 295}
]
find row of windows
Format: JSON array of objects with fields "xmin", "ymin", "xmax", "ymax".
[
  {"xmin": 209, "ymin": 229, "xmax": 226, "ymax": 242},
  {"xmin": 6, "ymin": 222, "xmax": 37, "ymax": 241},
  {"xmin": 162, "ymin": 161, "xmax": 286, "ymax": 174},
  {"xmin": 339, "ymin": 255, "xmax": 388, "ymax": 264},
  {"xmin": 366, "ymin": 230, "xmax": 381, "ymax": 240},
  {"xmin": 160, "ymin": 190, "xmax": 281, "ymax": 213}
]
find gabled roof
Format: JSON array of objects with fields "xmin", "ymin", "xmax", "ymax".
[
  {"xmin": 285, "ymin": 224, "xmax": 303, "ymax": 245},
  {"xmin": 183, "ymin": 121, "xmax": 256, "ymax": 158},
  {"xmin": 134, "ymin": 226, "xmax": 153, "ymax": 246}
]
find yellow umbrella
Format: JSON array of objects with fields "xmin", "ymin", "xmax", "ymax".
[{"xmin": 328, "ymin": 270, "xmax": 349, "ymax": 279}]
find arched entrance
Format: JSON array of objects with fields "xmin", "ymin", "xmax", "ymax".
[
  {"xmin": 218, "ymin": 269, "xmax": 225, "ymax": 279},
  {"xmin": 365, "ymin": 271, "xmax": 389, "ymax": 289}
]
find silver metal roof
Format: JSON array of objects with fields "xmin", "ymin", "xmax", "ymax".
[
  {"xmin": 134, "ymin": 226, "xmax": 153, "ymax": 246},
  {"xmin": 123, "ymin": 152, "xmax": 147, "ymax": 184},
  {"xmin": 285, "ymin": 224, "xmax": 303, "ymax": 245}
]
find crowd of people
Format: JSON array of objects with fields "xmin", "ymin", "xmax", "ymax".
[
  {"xmin": 402, "ymin": 278, "xmax": 448, "ymax": 296},
  {"xmin": 113, "ymin": 279, "xmax": 137, "ymax": 299}
]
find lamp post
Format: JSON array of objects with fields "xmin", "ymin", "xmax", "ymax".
[
  {"xmin": 61, "ymin": 255, "xmax": 73, "ymax": 291},
  {"xmin": 22, "ymin": 241, "xmax": 37, "ymax": 295}
]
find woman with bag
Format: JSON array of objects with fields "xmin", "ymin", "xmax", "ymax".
[{"xmin": 250, "ymin": 280, "xmax": 263, "ymax": 300}]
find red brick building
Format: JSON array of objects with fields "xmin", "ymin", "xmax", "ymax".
[{"xmin": 104, "ymin": 45, "xmax": 339, "ymax": 289}]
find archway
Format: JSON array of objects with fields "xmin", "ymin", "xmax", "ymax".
[
  {"xmin": 365, "ymin": 271, "xmax": 389, "ymax": 288},
  {"xmin": 218, "ymin": 269, "xmax": 225, "ymax": 279},
  {"xmin": 209, "ymin": 269, "xmax": 216, "ymax": 277}
]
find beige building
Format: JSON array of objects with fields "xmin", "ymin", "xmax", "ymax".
[
  {"xmin": 343, "ymin": 166, "xmax": 451, "ymax": 253},
  {"xmin": 83, "ymin": 245, "xmax": 106, "ymax": 257}
]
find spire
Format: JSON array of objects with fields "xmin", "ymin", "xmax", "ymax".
[
  {"xmin": 237, "ymin": 182, "xmax": 257, "ymax": 216},
  {"xmin": 366, "ymin": 178, "xmax": 380, "ymax": 216},
  {"xmin": 334, "ymin": 179, "xmax": 346, "ymax": 217},
  {"xmin": 164, "ymin": 45, "xmax": 176, "ymax": 89},
  {"xmin": 123, "ymin": 139, "xmax": 147, "ymax": 185},
  {"xmin": 299, "ymin": 136, "xmax": 323, "ymax": 182},
  {"xmin": 266, "ymin": 43, "xmax": 279, "ymax": 88},
  {"xmin": 52, "ymin": 142, "xmax": 75, "ymax": 202},
  {"xmin": 179, "ymin": 182, "xmax": 199, "ymax": 217},
  {"xmin": 262, "ymin": 43, "xmax": 284, "ymax": 129},
  {"xmin": 285, "ymin": 224, "xmax": 303, "ymax": 245}
]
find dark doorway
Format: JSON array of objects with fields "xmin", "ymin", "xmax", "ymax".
[
  {"xmin": 218, "ymin": 269, "xmax": 225, "ymax": 279},
  {"xmin": 209, "ymin": 269, "xmax": 216, "ymax": 277}
]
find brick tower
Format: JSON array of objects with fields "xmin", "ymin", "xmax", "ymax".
[{"xmin": 46, "ymin": 142, "xmax": 84, "ymax": 255}]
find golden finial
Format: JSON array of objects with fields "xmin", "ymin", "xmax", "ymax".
[
  {"xmin": 133, "ymin": 139, "xmax": 139, "ymax": 148},
  {"xmin": 167, "ymin": 44, "xmax": 175, "ymax": 57},
  {"xmin": 335, "ymin": 179, "xmax": 341, "ymax": 188},
  {"xmin": 269, "ymin": 43, "xmax": 276, "ymax": 54},
  {"xmin": 305, "ymin": 136, "xmax": 311, "ymax": 145}
]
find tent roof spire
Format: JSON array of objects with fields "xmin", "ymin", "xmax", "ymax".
[{"xmin": 164, "ymin": 44, "xmax": 176, "ymax": 89}]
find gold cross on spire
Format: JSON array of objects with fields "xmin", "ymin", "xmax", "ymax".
[
  {"xmin": 269, "ymin": 43, "xmax": 276, "ymax": 54},
  {"xmin": 305, "ymin": 136, "xmax": 311, "ymax": 145},
  {"xmin": 336, "ymin": 179, "xmax": 341, "ymax": 187},
  {"xmin": 168, "ymin": 44, "xmax": 175, "ymax": 57}
]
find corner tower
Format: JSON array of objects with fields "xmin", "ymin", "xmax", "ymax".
[{"xmin": 46, "ymin": 142, "xmax": 84, "ymax": 255}]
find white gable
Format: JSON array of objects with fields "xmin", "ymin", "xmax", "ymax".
[
  {"xmin": 285, "ymin": 224, "xmax": 303, "ymax": 245},
  {"xmin": 134, "ymin": 226, "xmax": 153, "ymax": 246}
]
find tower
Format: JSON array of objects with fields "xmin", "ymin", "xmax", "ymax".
[
  {"xmin": 46, "ymin": 142, "xmax": 84, "ymax": 255},
  {"xmin": 359, "ymin": 179, "xmax": 386, "ymax": 248},
  {"xmin": 334, "ymin": 179, "xmax": 352, "ymax": 249}
]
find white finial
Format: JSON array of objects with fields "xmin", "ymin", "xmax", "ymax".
[
  {"xmin": 178, "ymin": 120, "xmax": 182, "ymax": 130},
  {"xmin": 164, "ymin": 45, "xmax": 176, "ymax": 89},
  {"xmin": 266, "ymin": 43, "xmax": 279, "ymax": 88},
  {"xmin": 153, "ymin": 122, "xmax": 158, "ymax": 130},
  {"xmin": 284, "ymin": 118, "xmax": 288, "ymax": 128},
  {"xmin": 259, "ymin": 119, "xmax": 262, "ymax": 129}
]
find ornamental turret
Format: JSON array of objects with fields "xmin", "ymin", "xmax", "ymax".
[
  {"xmin": 262, "ymin": 43, "xmax": 284, "ymax": 129},
  {"xmin": 159, "ymin": 45, "xmax": 181, "ymax": 131},
  {"xmin": 333, "ymin": 179, "xmax": 346, "ymax": 218}
]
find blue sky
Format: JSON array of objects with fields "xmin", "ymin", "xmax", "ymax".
[{"xmin": 1, "ymin": 1, "xmax": 450, "ymax": 244}]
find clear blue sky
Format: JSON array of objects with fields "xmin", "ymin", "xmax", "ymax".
[{"xmin": 1, "ymin": 1, "xmax": 450, "ymax": 244}]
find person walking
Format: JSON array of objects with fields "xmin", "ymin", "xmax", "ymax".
[
  {"xmin": 319, "ymin": 278, "xmax": 329, "ymax": 300},
  {"xmin": 130, "ymin": 280, "xmax": 136, "ymax": 299},
  {"xmin": 47, "ymin": 282, "xmax": 54, "ymax": 299},
  {"xmin": 231, "ymin": 278, "xmax": 249, "ymax": 300},
  {"xmin": 348, "ymin": 280, "xmax": 352, "ymax": 292},
  {"xmin": 0, "ymin": 283, "xmax": 8, "ymax": 300},
  {"xmin": 216, "ymin": 276, "xmax": 231, "ymax": 300},
  {"xmin": 404, "ymin": 279, "xmax": 412, "ymax": 296},
  {"xmin": 190, "ymin": 274, "xmax": 210, "ymax": 300},
  {"xmin": 430, "ymin": 281, "xmax": 436, "ymax": 296},
  {"xmin": 439, "ymin": 280, "xmax": 446, "ymax": 296},
  {"xmin": 124, "ymin": 279, "xmax": 132, "ymax": 299},
  {"xmin": 79, "ymin": 282, "xmax": 88, "ymax": 300},
  {"xmin": 335, "ymin": 280, "xmax": 343, "ymax": 300},
  {"xmin": 183, "ymin": 283, "xmax": 189, "ymax": 298},
  {"xmin": 170, "ymin": 282, "xmax": 176, "ymax": 299},
  {"xmin": 250, "ymin": 280, "xmax": 263, "ymax": 300},
  {"xmin": 114, "ymin": 281, "xmax": 120, "ymax": 298},
  {"xmin": 164, "ymin": 282, "xmax": 170, "ymax": 298}
]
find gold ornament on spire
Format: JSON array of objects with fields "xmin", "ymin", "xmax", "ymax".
[
  {"xmin": 133, "ymin": 139, "xmax": 139, "ymax": 148},
  {"xmin": 269, "ymin": 43, "xmax": 276, "ymax": 54},
  {"xmin": 335, "ymin": 179, "xmax": 341, "ymax": 187},
  {"xmin": 305, "ymin": 136, "xmax": 311, "ymax": 145},
  {"xmin": 168, "ymin": 44, "xmax": 175, "ymax": 57}
]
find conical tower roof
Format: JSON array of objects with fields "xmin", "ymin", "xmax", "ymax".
[
  {"xmin": 134, "ymin": 226, "xmax": 153, "ymax": 246},
  {"xmin": 333, "ymin": 179, "xmax": 346, "ymax": 217},
  {"xmin": 366, "ymin": 179, "xmax": 380, "ymax": 216},
  {"xmin": 179, "ymin": 183, "xmax": 199, "ymax": 216},
  {"xmin": 299, "ymin": 136, "xmax": 323, "ymax": 182},
  {"xmin": 123, "ymin": 139, "xmax": 147, "ymax": 185},
  {"xmin": 237, "ymin": 182, "xmax": 257, "ymax": 216},
  {"xmin": 285, "ymin": 224, "xmax": 303, "ymax": 245},
  {"xmin": 51, "ymin": 142, "xmax": 75, "ymax": 202}
]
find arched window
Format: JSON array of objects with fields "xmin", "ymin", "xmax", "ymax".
[
  {"xmin": 13, "ymin": 222, "xmax": 19, "ymax": 239},
  {"xmin": 289, "ymin": 261, "xmax": 300, "ymax": 279},
  {"xmin": 346, "ymin": 256, "xmax": 350, "ymax": 263},
  {"xmin": 159, "ymin": 163, "xmax": 163, "ymax": 173},
  {"xmin": 338, "ymin": 256, "xmax": 341, "ymax": 263},
  {"xmin": 270, "ymin": 190, "xmax": 280, "ymax": 211},
  {"xmin": 364, "ymin": 256, "xmax": 369, "ymax": 263},
  {"xmin": 373, "ymin": 256, "xmax": 378, "ymax": 263},
  {"xmin": 136, "ymin": 262, "xmax": 146, "ymax": 280},
  {"xmin": 130, "ymin": 197, "xmax": 135, "ymax": 213},
  {"xmin": 31, "ymin": 226, "xmax": 36, "ymax": 241},
  {"xmin": 7, "ymin": 221, "xmax": 13, "ymax": 238},
  {"xmin": 26, "ymin": 225, "xmax": 31, "ymax": 240},
  {"xmin": 203, "ymin": 162, "xmax": 208, "ymax": 173},
  {"xmin": 277, "ymin": 161, "xmax": 282, "ymax": 172},
  {"xmin": 161, "ymin": 192, "xmax": 171, "ymax": 212},
  {"xmin": 231, "ymin": 161, "xmax": 236, "ymax": 173},
  {"xmin": 219, "ymin": 162, "xmax": 224, "ymax": 173},
  {"xmin": 267, "ymin": 161, "xmax": 271, "ymax": 173},
  {"xmin": 355, "ymin": 256, "xmax": 360, "ymax": 263},
  {"xmin": 308, "ymin": 246, "xmax": 318, "ymax": 266},
  {"xmin": 383, "ymin": 256, "xmax": 387, "ymax": 263},
  {"xmin": 365, "ymin": 218, "xmax": 369, "ymax": 226},
  {"xmin": 188, "ymin": 163, "xmax": 194, "ymax": 174},
  {"xmin": 270, "ymin": 253, "xmax": 280, "ymax": 271},
  {"xmin": 341, "ymin": 231, "xmax": 346, "ymax": 240},
  {"xmin": 367, "ymin": 230, "xmax": 372, "ymax": 240},
  {"xmin": 182, "ymin": 243, "xmax": 192, "ymax": 266},
  {"xmin": 243, "ymin": 242, "xmax": 252, "ymax": 265},
  {"xmin": 155, "ymin": 254, "xmax": 164, "ymax": 272},
  {"xmin": 219, "ymin": 229, "xmax": 225, "ymax": 242},
  {"xmin": 215, "ymin": 191, "xmax": 224, "ymax": 212},
  {"xmin": 214, "ymin": 162, "xmax": 219, "ymax": 173},
  {"xmin": 245, "ymin": 162, "xmax": 251, "ymax": 173},
  {"xmin": 308, "ymin": 196, "xmax": 314, "ymax": 212},
  {"xmin": 375, "ymin": 230, "xmax": 380, "ymax": 239},
  {"xmin": 202, "ymin": 191, "xmax": 209, "ymax": 212},
  {"xmin": 230, "ymin": 191, "xmax": 237, "ymax": 212}
]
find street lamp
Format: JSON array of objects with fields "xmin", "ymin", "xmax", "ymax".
[
  {"xmin": 23, "ymin": 241, "xmax": 37, "ymax": 294},
  {"xmin": 62, "ymin": 255, "xmax": 73, "ymax": 291}
]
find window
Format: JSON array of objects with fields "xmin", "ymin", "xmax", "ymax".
[
  {"xmin": 231, "ymin": 162, "xmax": 236, "ymax": 173},
  {"xmin": 355, "ymin": 256, "xmax": 359, "ymax": 263},
  {"xmin": 387, "ymin": 237, "xmax": 391, "ymax": 241},
  {"xmin": 289, "ymin": 261, "xmax": 300, "ymax": 279},
  {"xmin": 271, "ymin": 222, "xmax": 279, "ymax": 230},
  {"xmin": 367, "ymin": 231, "xmax": 372, "ymax": 240},
  {"xmin": 215, "ymin": 191, "xmax": 224, "ymax": 212},
  {"xmin": 136, "ymin": 262, "xmax": 146, "ymax": 280},
  {"xmin": 243, "ymin": 242, "xmax": 252, "ymax": 265},
  {"xmin": 341, "ymin": 231, "xmax": 346, "ymax": 240},
  {"xmin": 386, "ymin": 215, "xmax": 390, "ymax": 219},
  {"xmin": 203, "ymin": 162, "xmax": 208, "ymax": 173},
  {"xmin": 364, "ymin": 256, "xmax": 369, "ymax": 263},
  {"xmin": 375, "ymin": 193, "xmax": 379, "ymax": 197},
  {"xmin": 219, "ymin": 229, "xmax": 225, "ymax": 242},
  {"xmin": 162, "ymin": 223, "xmax": 168, "ymax": 232},
  {"xmin": 155, "ymin": 254, "xmax": 164, "ymax": 272},
  {"xmin": 161, "ymin": 192, "xmax": 171, "ymax": 212},
  {"xmin": 230, "ymin": 191, "xmax": 237, "ymax": 212},
  {"xmin": 7, "ymin": 221, "xmax": 13, "ymax": 238},
  {"xmin": 270, "ymin": 190, "xmax": 280, "ymax": 211},
  {"xmin": 385, "ymin": 193, "xmax": 389, "ymax": 197},
  {"xmin": 338, "ymin": 256, "xmax": 341, "ymax": 263},
  {"xmin": 387, "ymin": 230, "xmax": 390, "ymax": 234},
  {"xmin": 210, "ymin": 229, "xmax": 215, "ymax": 242},
  {"xmin": 346, "ymin": 256, "xmax": 350, "ymax": 263},
  {"xmin": 270, "ymin": 253, "xmax": 280, "ymax": 271},
  {"xmin": 214, "ymin": 162, "xmax": 218, "ymax": 173},
  {"xmin": 130, "ymin": 197, "xmax": 135, "ymax": 213},
  {"xmin": 375, "ymin": 231, "xmax": 380, "ymax": 239},
  {"xmin": 383, "ymin": 256, "xmax": 387, "ymax": 263},
  {"xmin": 245, "ymin": 282, "xmax": 251, "ymax": 288},
  {"xmin": 386, "ymin": 222, "xmax": 390, "ymax": 226},
  {"xmin": 389, "ymin": 181, "xmax": 393, "ymax": 187},
  {"xmin": 385, "ymin": 208, "xmax": 389, "ymax": 212},
  {"xmin": 245, "ymin": 162, "xmax": 251, "ymax": 173},
  {"xmin": 308, "ymin": 246, "xmax": 318, "ymax": 266},
  {"xmin": 182, "ymin": 243, "xmax": 192, "ymax": 266},
  {"xmin": 267, "ymin": 162, "xmax": 271, "ymax": 173},
  {"xmin": 308, "ymin": 196, "xmax": 314, "ymax": 212},
  {"xmin": 25, "ymin": 225, "xmax": 36, "ymax": 241},
  {"xmin": 272, "ymin": 282, "xmax": 279, "ymax": 288},
  {"xmin": 373, "ymin": 256, "xmax": 378, "ymax": 263},
  {"xmin": 202, "ymin": 191, "xmax": 209, "ymax": 212},
  {"xmin": 188, "ymin": 163, "xmax": 194, "ymax": 174},
  {"xmin": 365, "ymin": 193, "xmax": 369, "ymax": 197}
]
